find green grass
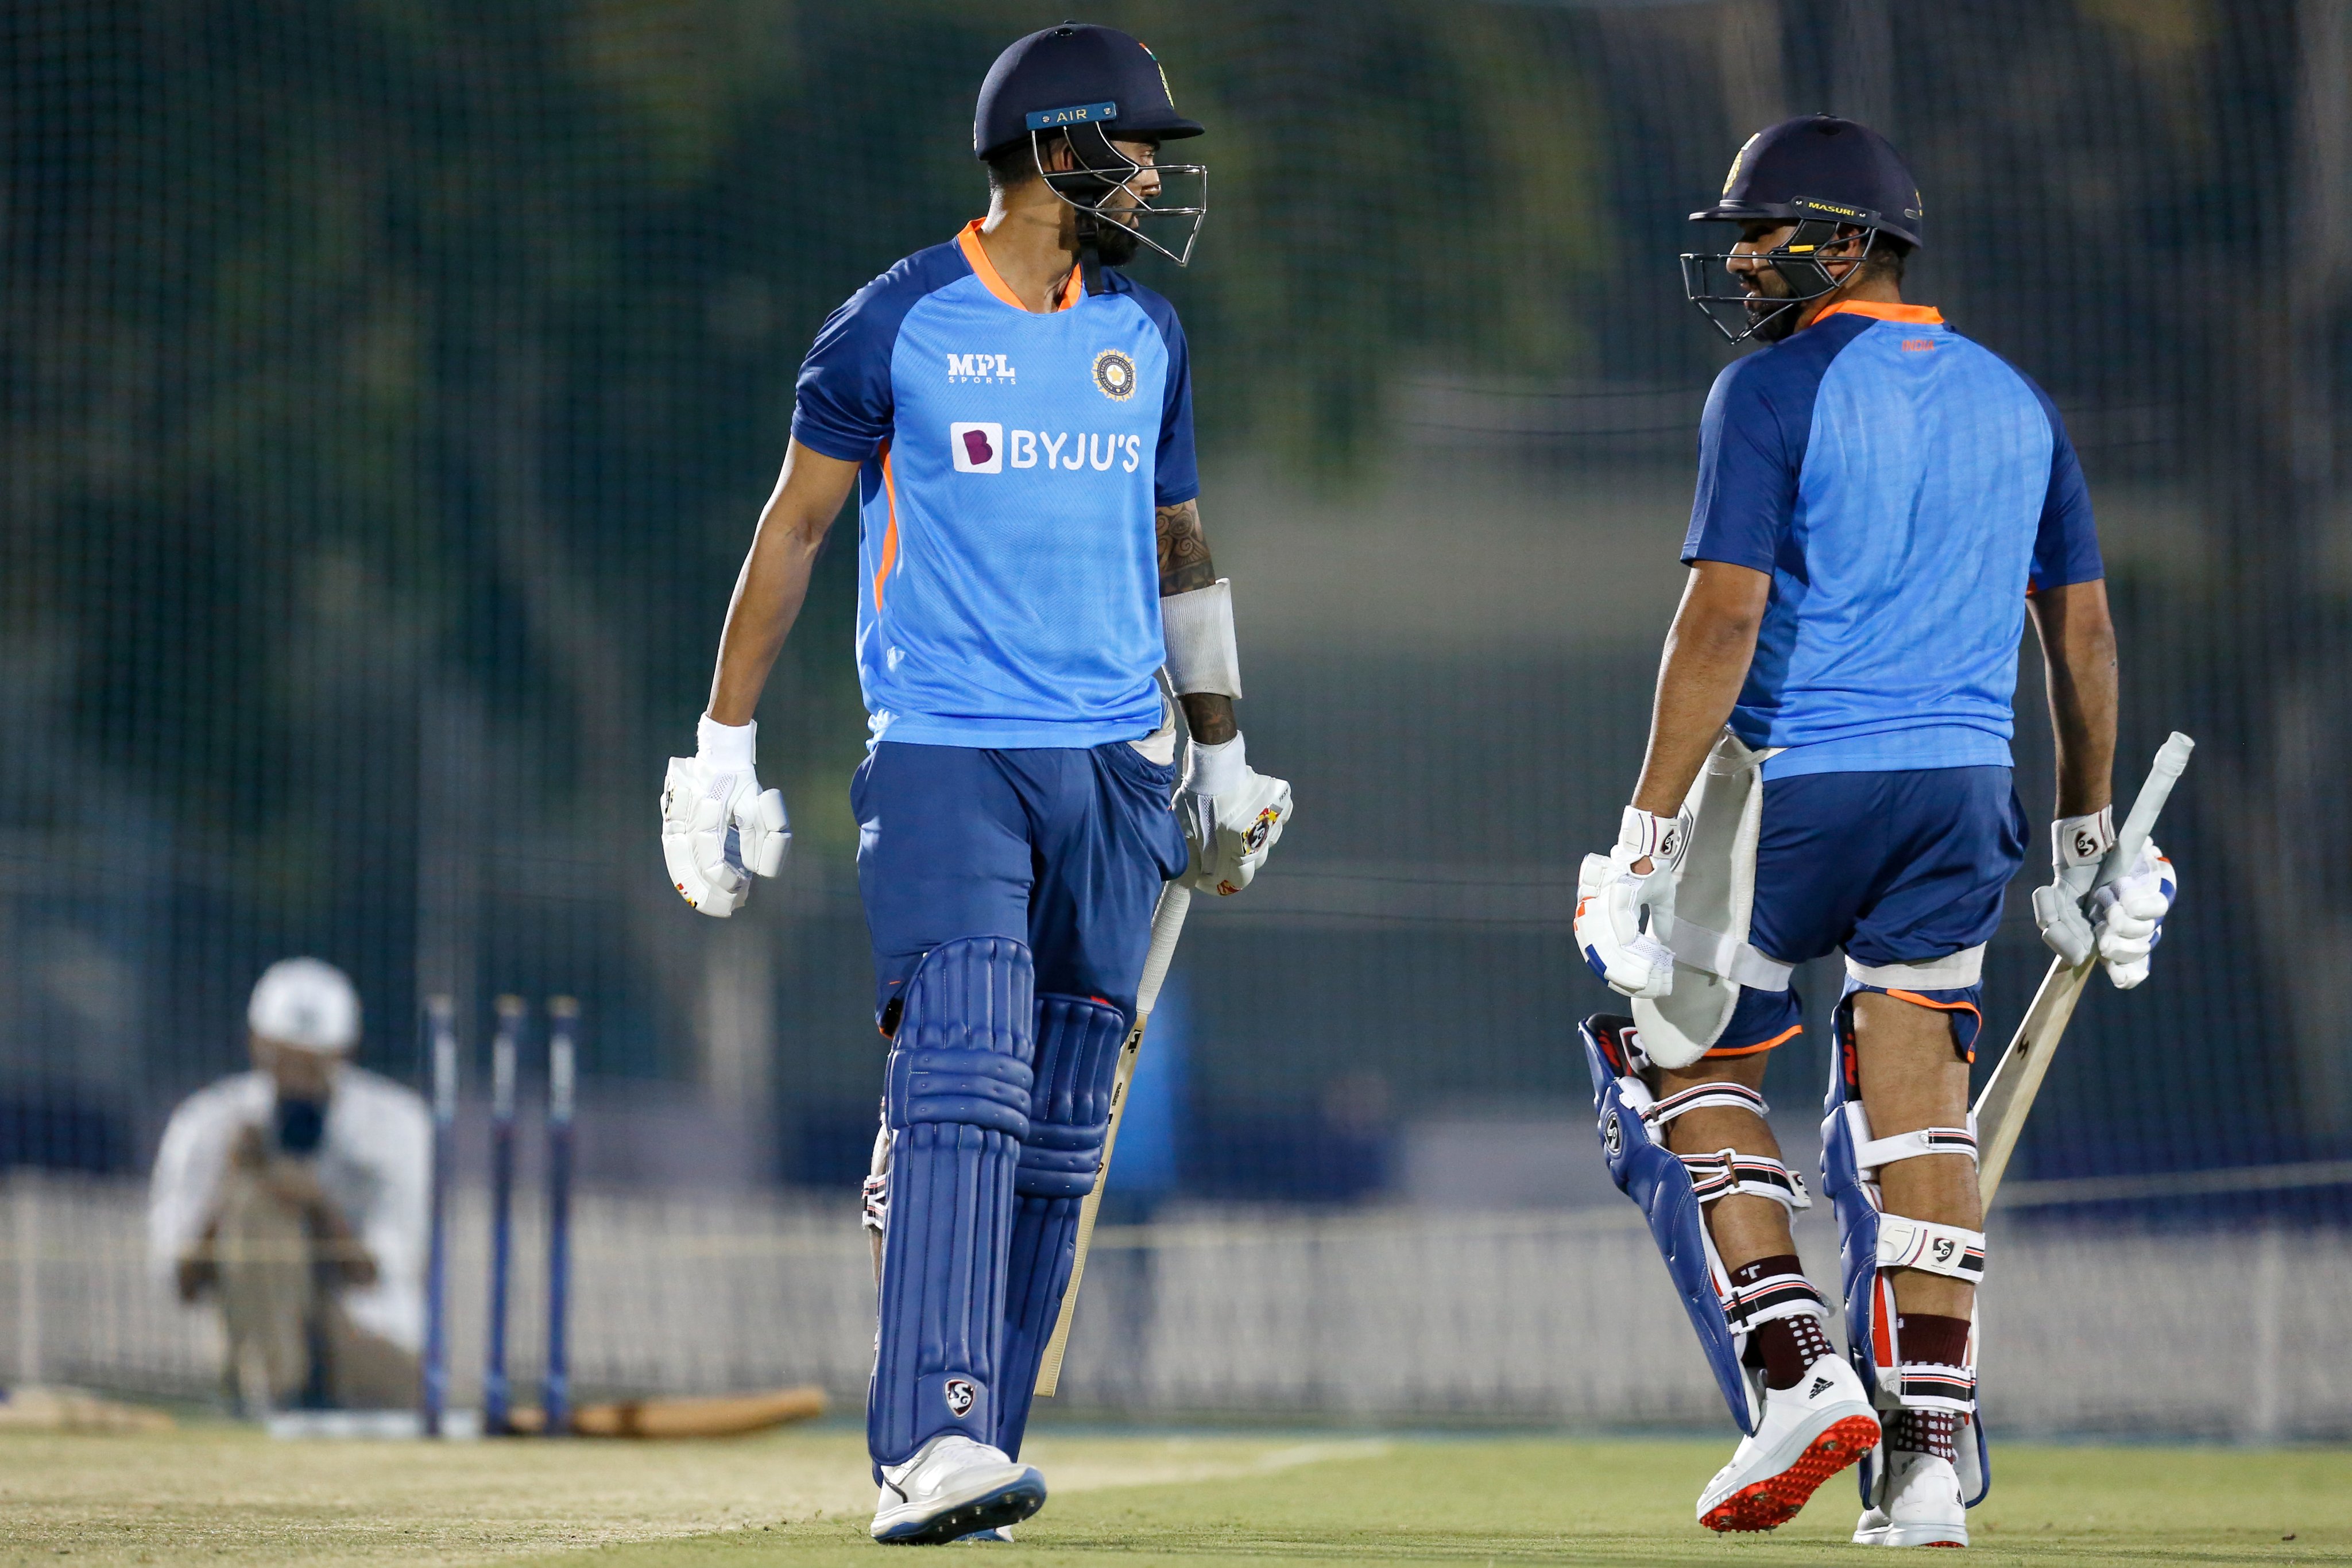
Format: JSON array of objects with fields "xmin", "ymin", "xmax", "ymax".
[
  {"xmin": 6, "ymin": 1425, "xmax": 2347, "ymax": 1567},
  {"xmin": 551, "ymin": 1437, "xmax": 2352, "ymax": 1568}
]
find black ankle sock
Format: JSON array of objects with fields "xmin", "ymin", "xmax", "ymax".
[
  {"xmin": 1731, "ymin": 1255, "xmax": 1835, "ymax": 1390},
  {"xmin": 1895, "ymin": 1311, "xmax": 1971, "ymax": 1369}
]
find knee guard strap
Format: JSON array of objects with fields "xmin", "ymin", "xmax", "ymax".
[
  {"xmin": 869, "ymin": 937, "xmax": 1036, "ymax": 1471},
  {"xmin": 1682, "ymin": 1149, "xmax": 1812, "ymax": 1213},
  {"xmin": 1877, "ymin": 1214, "xmax": 1987, "ymax": 1281},
  {"xmin": 995, "ymin": 993, "xmax": 1129, "ymax": 1459},
  {"xmin": 1641, "ymin": 1064, "xmax": 1812, "ymax": 1215},
  {"xmin": 1855, "ymin": 1124, "xmax": 1979, "ymax": 1172}
]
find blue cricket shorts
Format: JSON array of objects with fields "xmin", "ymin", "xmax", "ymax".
[
  {"xmin": 852, "ymin": 739, "xmax": 1189, "ymax": 1032},
  {"xmin": 1711, "ymin": 765, "xmax": 2027, "ymax": 1059}
]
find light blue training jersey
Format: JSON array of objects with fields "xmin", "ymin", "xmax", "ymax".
[
  {"xmin": 791, "ymin": 222, "xmax": 1197, "ymax": 749},
  {"xmin": 1682, "ymin": 301, "xmax": 2103, "ymax": 780}
]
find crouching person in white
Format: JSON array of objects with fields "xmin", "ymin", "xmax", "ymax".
[
  {"xmin": 148, "ymin": 959, "xmax": 428, "ymax": 1414},
  {"xmin": 1576, "ymin": 113, "xmax": 2177, "ymax": 1544}
]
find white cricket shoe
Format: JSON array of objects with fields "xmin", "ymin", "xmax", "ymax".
[
  {"xmin": 1854, "ymin": 1449, "xmax": 1968, "ymax": 1547},
  {"xmin": 871, "ymin": 1434, "xmax": 1046, "ymax": 1546},
  {"xmin": 1697, "ymin": 1356, "xmax": 1881, "ymax": 1532}
]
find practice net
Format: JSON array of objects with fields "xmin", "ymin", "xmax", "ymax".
[{"xmin": 2, "ymin": 0, "xmax": 2348, "ymax": 1437}]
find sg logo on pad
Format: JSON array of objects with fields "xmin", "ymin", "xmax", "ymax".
[{"xmin": 950, "ymin": 422, "xmax": 1003, "ymax": 474}]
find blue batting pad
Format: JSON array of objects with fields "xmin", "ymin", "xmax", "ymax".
[
  {"xmin": 994, "ymin": 993, "xmax": 1129, "ymax": 1458},
  {"xmin": 1820, "ymin": 996, "xmax": 1990, "ymax": 1509},
  {"xmin": 869, "ymin": 936, "xmax": 1037, "ymax": 1470},
  {"xmin": 1579, "ymin": 1015, "xmax": 1756, "ymax": 1434}
]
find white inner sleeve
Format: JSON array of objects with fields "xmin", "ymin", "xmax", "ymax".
[{"xmin": 1160, "ymin": 579, "xmax": 1242, "ymax": 698}]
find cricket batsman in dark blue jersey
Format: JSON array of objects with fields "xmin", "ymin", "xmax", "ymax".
[
  {"xmin": 656, "ymin": 24, "xmax": 1290, "ymax": 1544},
  {"xmin": 1574, "ymin": 116, "xmax": 2179, "ymax": 1546}
]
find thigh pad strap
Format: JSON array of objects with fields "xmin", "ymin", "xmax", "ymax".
[
  {"xmin": 1856, "ymin": 1124, "xmax": 1978, "ymax": 1172},
  {"xmin": 1645, "ymin": 1081, "xmax": 1769, "ymax": 1129}
]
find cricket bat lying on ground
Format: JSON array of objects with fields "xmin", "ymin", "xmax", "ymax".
[
  {"xmin": 0, "ymin": 1385, "xmax": 175, "ymax": 1434},
  {"xmin": 1032, "ymin": 881, "xmax": 1193, "ymax": 1398},
  {"xmin": 1975, "ymin": 732, "xmax": 2195, "ymax": 1206},
  {"xmin": 503, "ymin": 1384, "xmax": 826, "ymax": 1438}
]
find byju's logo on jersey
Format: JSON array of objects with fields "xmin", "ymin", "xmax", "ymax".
[
  {"xmin": 953, "ymin": 426, "xmax": 1143, "ymax": 475},
  {"xmin": 946, "ymin": 353, "xmax": 1016, "ymax": 384},
  {"xmin": 950, "ymin": 423, "xmax": 1003, "ymax": 473}
]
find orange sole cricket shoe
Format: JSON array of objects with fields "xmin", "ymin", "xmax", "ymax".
[{"xmin": 1700, "ymin": 1412, "xmax": 1881, "ymax": 1532}]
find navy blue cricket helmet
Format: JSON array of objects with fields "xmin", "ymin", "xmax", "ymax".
[
  {"xmin": 974, "ymin": 23, "xmax": 1202, "ymax": 158},
  {"xmin": 973, "ymin": 22, "xmax": 1207, "ymax": 267},
  {"xmin": 1682, "ymin": 114, "xmax": 1924, "ymax": 343}
]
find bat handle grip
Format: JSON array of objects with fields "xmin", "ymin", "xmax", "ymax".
[
  {"xmin": 1135, "ymin": 883, "xmax": 1192, "ymax": 1019},
  {"xmin": 2093, "ymin": 731, "xmax": 2195, "ymax": 896}
]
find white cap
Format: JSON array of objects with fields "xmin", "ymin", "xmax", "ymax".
[{"xmin": 246, "ymin": 958, "xmax": 361, "ymax": 1054}]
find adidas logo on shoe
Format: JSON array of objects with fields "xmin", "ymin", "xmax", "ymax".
[{"xmin": 1809, "ymin": 1376, "xmax": 1834, "ymax": 1399}]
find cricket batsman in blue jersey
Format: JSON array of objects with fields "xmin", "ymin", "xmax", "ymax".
[
  {"xmin": 657, "ymin": 23, "xmax": 1290, "ymax": 1546},
  {"xmin": 1574, "ymin": 116, "xmax": 2179, "ymax": 1546}
]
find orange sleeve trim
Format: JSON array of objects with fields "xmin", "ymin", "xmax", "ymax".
[
  {"xmin": 1885, "ymin": 989, "xmax": 1981, "ymax": 1017},
  {"xmin": 1814, "ymin": 299, "xmax": 1945, "ymax": 326},
  {"xmin": 872, "ymin": 442, "xmax": 899, "ymax": 614},
  {"xmin": 956, "ymin": 219, "xmax": 1080, "ymax": 313},
  {"xmin": 1705, "ymin": 1023, "xmax": 1804, "ymax": 1059}
]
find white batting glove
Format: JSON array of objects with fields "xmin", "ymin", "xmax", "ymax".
[
  {"xmin": 2032, "ymin": 807, "xmax": 2113, "ymax": 966},
  {"xmin": 2088, "ymin": 839, "xmax": 2175, "ymax": 990},
  {"xmin": 1178, "ymin": 732, "xmax": 1291, "ymax": 897},
  {"xmin": 659, "ymin": 715, "xmax": 789, "ymax": 918},
  {"xmin": 1575, "ymin": 806, "xmax": 1689, "ymax": 1000}
]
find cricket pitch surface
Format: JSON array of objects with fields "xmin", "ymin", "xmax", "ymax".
[{"xmin": 3, "ymin": 1424, "xmax": 2346, "ymax": 1566}]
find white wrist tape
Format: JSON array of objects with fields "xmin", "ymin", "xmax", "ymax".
[
  {"xmin": 1187, "ymin": 732, "xmax": 1248, "ymax": 796},
  {"xmin": 1161, "ymin": 579, "xmax": 1243, "ymax": 699},
  {"xmin": 698, "ymin": 713, "xmax": 757, "ymax": 770}
]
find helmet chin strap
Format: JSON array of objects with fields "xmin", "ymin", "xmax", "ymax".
[{"xmin": 1077, "ymin": 230, "xmax": 1102, "ymax": 297}]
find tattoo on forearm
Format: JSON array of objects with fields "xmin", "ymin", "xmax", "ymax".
[
  {"xmin": 1156, "ymin": 501, "xmax": 1216, "ymax": 595},
  {"xmin": 1181, "ymin": 692, "xmax": 1237, "ymax": 746}
]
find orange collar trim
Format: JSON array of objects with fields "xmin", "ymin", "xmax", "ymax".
[
  {"xmin": 957, "ymin": 220, "xmax": 1084, "ymax": 313},
  {"xmin": 1813, "ymin": 300, "xmax": 1944, "ymax": 326}
]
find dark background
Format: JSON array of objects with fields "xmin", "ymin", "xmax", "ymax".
[{"xmin": 3, "ymin": 0, "xmax": 2345, "ymax": 1221}]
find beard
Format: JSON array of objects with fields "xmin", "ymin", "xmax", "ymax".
[
  {"xmin": 1745, "ymin": 284, "xmax": 1804, "ymax": 343},
  {"xmin": 1080, "ymin": 209, "xmax": 1144, "ymax": 267}
]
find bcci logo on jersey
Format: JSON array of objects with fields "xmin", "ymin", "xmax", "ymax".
[
  {"xmin": 950, "ymin": 423, "xmax": 1003, "ymax": 473},
  {"xmin": 1092, "ymin": 349, "xmax": 1137, "ymax": 401}
]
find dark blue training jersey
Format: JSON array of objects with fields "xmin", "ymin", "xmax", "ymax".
[
  {"xmin": 1682, "ymin": 300, "xmax": 2103, "ymax": 779},
  {"xmin": 792, "ymin": 222, "xmax": 1198, "ymax": 749}
]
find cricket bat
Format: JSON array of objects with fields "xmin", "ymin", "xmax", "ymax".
[
  {"xmin": 1033, "ymin": 880, "xmax": 1192, "ymax": 1397},
  {"xmin": 1974, "ymin": 731, "xmax": 2195, "ymax": 1205},
  {"xmin": 503, "ymin": 1384, "xmax": 826, "ymax": 1438}
]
